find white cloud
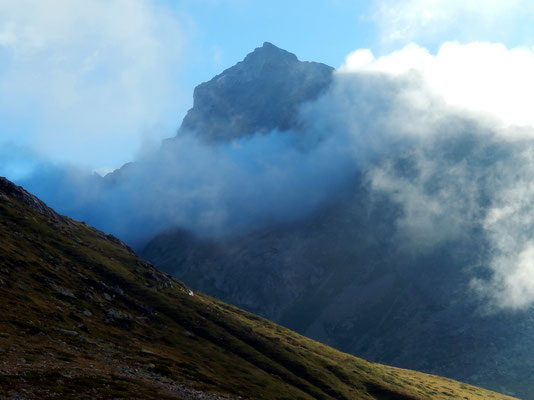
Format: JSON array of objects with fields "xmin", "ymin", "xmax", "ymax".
[
  {"xmin": 0, "ymin": 0, "xmax": 185, "ymax": 169},
  {"xmin": 369, "ymin": 148, "xmax": 481, "ymax": 252},
  {"xmin": 472, "ymin": 149, "xmax": 534, "ymax": 310},
  {"xmin": 337, "ymin": 40, "xmax": 534, "ymax": 310},
  {"xmin": 371, "ymin": 0, "xmax": 534, "ymax": 46},
  {"xmin": 341, "ymin": 42, "xmax": 534, "ymax": 131}
]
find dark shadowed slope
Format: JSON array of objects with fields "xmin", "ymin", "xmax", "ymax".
[
  {"xmin": 142, "ymin": 176, "xmax": 534, "ymax": 399},
  {"xmin": 0, "ymin": 176, "xmax": 516, "ymax": 400}
]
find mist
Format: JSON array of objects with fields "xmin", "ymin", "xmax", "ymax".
[
  {"xmin": 6, "ymin": 41, "xmax": 534, "ymax": 311},
  {"xmin": 14, "ymin": 126, "xmax": 358, "ymax": 248},
  {"xmin": 328, "ymin": 42, "xmax": 534, "ymax": 312}
]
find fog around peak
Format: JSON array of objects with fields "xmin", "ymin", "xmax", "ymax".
[{"xmin": 6, "ymin": 41, "xmax": 534, "ymax": 311}]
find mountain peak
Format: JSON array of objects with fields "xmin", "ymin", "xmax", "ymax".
[
  {"xmin": 262, "ymin": 41, "xmax": 278, "ymax": 48},
  {"xmin": 178, "ymin": 43, "xmax": 334, "ymax": 142},
  {"xmin": 243, "ymin": 41, "xmax": 299, "ymax": 64}
]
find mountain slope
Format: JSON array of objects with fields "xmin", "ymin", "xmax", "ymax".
[
  {"xmin": 0, "ymin": 176, "xmax": 516, "ymax": 400},
  {"xmin": 142, "ymin": 174, "xmax": 534, "ymax": 399}
]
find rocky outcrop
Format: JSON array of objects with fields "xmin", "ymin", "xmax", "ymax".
[
  {"xmin": 0, "ymin": 177, "xmax": 70, "ymax": 225},
  {"xmin": 179, "ymin": 42, "xmax": 334, "ymax": 142}
]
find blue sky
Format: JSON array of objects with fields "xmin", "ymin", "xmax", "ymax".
[
  {"xmin": 171, "ymin": 1, "xmax": 376, "ymax": 81},
  {"xmin": 1, "ymin": 0, "xmax": 534, "ymax": 175}
]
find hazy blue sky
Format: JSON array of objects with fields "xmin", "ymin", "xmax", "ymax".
[{"xmin": 2, "ymin": 0, "xmax": 534, "ymax": 174}]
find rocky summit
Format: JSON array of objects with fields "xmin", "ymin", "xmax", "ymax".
[{"xmin": 179, "ymin": 42, "xmax": 333, "ymax": 141}]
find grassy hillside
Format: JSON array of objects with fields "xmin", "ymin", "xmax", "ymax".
[{"xmin": 0, "ymin": 177, "xmax": 517, "ymax": 400}]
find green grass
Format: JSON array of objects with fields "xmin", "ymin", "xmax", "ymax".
[{"xmin": 0, "ymin": 182, "xmax": 519, "ymax": 400}]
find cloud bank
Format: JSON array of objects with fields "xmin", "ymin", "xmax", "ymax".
[
  {"xmin": 342, "ymin": 41, "xmax": 534, "ymax": 129},
  {"xmin": 17, "ymin": 130, "xmax": 358, "ymax": 248},
  {"xmin": 340, "ymin": 42, "xmax": 534, "ymax": 311}
]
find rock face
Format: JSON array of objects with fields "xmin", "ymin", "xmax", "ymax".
[{"xmin": 179, "ymin": 42, "xmax": 334, "ymax": 141}]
